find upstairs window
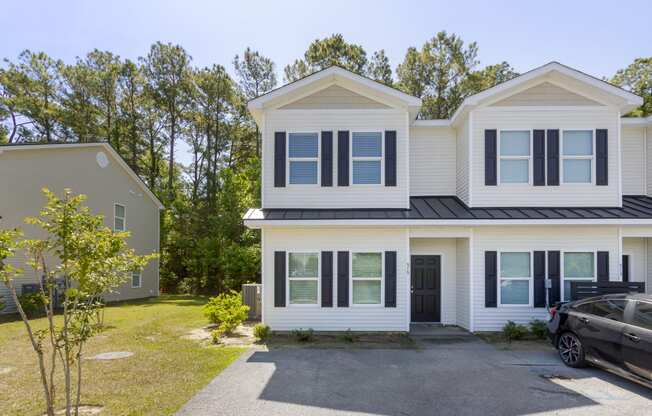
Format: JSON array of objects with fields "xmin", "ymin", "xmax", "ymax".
[
  {"xmin": 352, "ymin": 132, "xmax": 382, "ymax": 184},
  {"xmin": 499, "ymin": 130, "xmax": 530, "ymax": 184},
  {"xmin": 562, "ymin": 130, "xmax": 593, "ymax": 183},
  {"xmin": 114, "ymin": 204, "xmax": 126, "ymax": 231},
  {"xmin": 288, "ymin": 252, "xmax": 319, "ymax": 304},
  {"xmin": 499, "ymin": 252, "xmax": 531, "ymax": 305},
  {"xmin": 288, "ymin": 133, "xmax": 319, "ymax": 184}
]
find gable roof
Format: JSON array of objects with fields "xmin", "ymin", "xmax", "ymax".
[
  {"xmin": 450, "ymin": 62, "xmax": 643, "ymax": 124},
  {"xmin": 0, "ymin": 142, "xmax": 164, "ymax": 209},
  {"xmin": 247, "ymin": 66, "xmax": 422, "ymax": 124}
]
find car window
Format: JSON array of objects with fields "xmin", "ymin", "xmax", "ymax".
[
  {"xmin": 578, "ymin": 300, "xmax": 627, "ymax": 322},
  {"xmin": 631, "ymin": 301, "xmax": 652, "ymax": 331}
]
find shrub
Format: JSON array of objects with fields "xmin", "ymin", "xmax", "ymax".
[
  {"xmin": 18, "ymin": 292, "xmax": 46, "ymax": 318},
  {"xmin": 502, "ymin": 320, "xmax": 528, "ymax": 342},
  {"xmin": 529, "ymin": 319, "xmax": 548, "ymax": 339},
  {"xmin": 292, "ymin": 328, "xmax": 314, "ymax": 343},
  {"xmin": 203, "ymin": 290, "xmax": 249, "ymax": 335},
  {"xmin": 210, "ymin": 329, "xmax": 223, "ymax": 344},
  {"xmin": 339, "ymin": 329, "xmax": 356, "ymax": 343},
  {"xmin": 253, "ymin": 323, "xmax": 271, "ymax": 341}
]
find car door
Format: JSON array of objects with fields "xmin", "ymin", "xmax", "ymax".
[
  {"xmin": 622, "ymin": 300, "xmax": 652, "ymax": 381},
  {"xmin": 572, "ymin": 299, "xmax": 627, "ymax": 367}
]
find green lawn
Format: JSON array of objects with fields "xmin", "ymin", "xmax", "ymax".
[{"xmin": 0, "ymin": 295, "xmax": 246, "ymax": 416}]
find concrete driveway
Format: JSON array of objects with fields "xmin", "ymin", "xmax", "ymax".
[{"xmin": 178, "ymin": 330, "xmax": 652, "ymax": 416}]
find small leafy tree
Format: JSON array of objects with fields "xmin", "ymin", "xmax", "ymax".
[
  {"xmin": 203, "ymin": 290, "xmax": 249, "ymax": 336},
  {"xmin": 1, "ymin": 189, "xmax": 157, "ymax": 416}
]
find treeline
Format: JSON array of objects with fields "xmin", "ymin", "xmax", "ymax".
[{"xmin": 0, "ymin": 33, "xmax": 649, "ymax": 294}]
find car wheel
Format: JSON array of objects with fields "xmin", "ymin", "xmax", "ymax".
[{"xmin": 558, "ymin": 332, "xmax": 586, "ymax": 368}]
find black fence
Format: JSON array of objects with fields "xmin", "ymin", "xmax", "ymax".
[{"xmin": 570, "ymin": 281, "xmax": 646, "ymax": 301}]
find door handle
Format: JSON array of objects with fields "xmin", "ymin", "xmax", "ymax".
[
  {"xmin": 625, "ymin": 333, "xmax": 640, "ymax": 343},
  {"xmin": 579, "ymin": 317, "xmax": 590, "ymax": 324}
]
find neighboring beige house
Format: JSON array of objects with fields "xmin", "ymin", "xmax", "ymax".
[{"xmin": 0, "ymin": 142, "xmax": 163, "ymax": 312}]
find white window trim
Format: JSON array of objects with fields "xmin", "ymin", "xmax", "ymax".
[
  {"xmin": 561, "ymin": 250, "xmax": 597, "ymax": 302},
  {"xmin": 350, "ymin": 251, "xmax": 384, "ymax": 306},
  {"xmin": 287, "ymin": 131, "xmax": 320, "ymax": 186},
  {"xmin": 498, "ymin": 129, "xmax": 532, "ymax": 185},
  {"xmin": 114, "ymin": 203, "xmax": 126, "ymax": 231},
  {"xmin": 131, "ymin": 271, "xmax": 142, "ymax": 288},
  {"xmin": 561, "ymin": 129, "xmax": 595, "ymax": 185},
  {"xmin": 350, "ymin": 130, "xmax": 384, "ymax": 186},
  {"xmin": 498, "ymin": 250, "xmax": 533, "ymax": 307},
  {"xmin": 287, "ymin": 251, "xmax": 320, "ymax": 306}
]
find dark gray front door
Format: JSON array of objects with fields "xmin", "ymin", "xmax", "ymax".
[{"xmin": 411, "ymin": 255, "xmax": 441, "ymax": 322}]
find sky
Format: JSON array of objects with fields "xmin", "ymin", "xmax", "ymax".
[{"xmin": 3, "ymin": 0, "xmax": 651, "ymax": 165}]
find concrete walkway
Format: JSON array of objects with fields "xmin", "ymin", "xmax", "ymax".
[{"xmin": 178, "ymin": 331, "xmax": 652, "ymax": 416}]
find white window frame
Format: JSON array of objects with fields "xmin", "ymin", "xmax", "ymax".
[
  {"xmin": 131, "ymin": 271, "xmax": 142, "ymax": 288},
  {"xmin": 114, "ymin": 203, "xmax": 126, "ymax": 231},
  {"xmin": 287, "ymin": 132, "xmax": 320, "ymax": 186},
  {"xmin": 287, "ymin": 251, "xmax": 320, "ymax": 306},
  {"xmin": 498, "ymin": 250, "xmax": 533, "ymax": 307},
  {"xmin": 561, "ymin": 129, "xmax": 595, "ymax": 185},
  {"xmin": 350, "ymin": 251, "xmax": 384, "ymax": 306},
  {"xmin": 350, "ymin": 131, "xmax": 384, "ymax": 186},
  {"xmin": 498, "ymin": 129, "xmax": 532, "ymax": 185},
  {"xmin": 561, "ymin": 251, "xmax": 597, "ymax": 302}
]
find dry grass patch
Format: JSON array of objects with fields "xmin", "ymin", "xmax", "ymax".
[{"xmin": 0, "ymin": 295, "xmax": 245, "ymax": 416}]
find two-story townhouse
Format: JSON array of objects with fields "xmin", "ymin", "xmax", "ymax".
[{"xmin": 244, "ymin": 62, "xmax": 652, "ymax": 332}]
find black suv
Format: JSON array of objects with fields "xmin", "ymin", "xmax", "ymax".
[{"xmin": 548, "ymin": 293, "xmax": 652, "ymax": 388}]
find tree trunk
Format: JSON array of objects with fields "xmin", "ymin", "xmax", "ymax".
[{"xmin": 167, "ymin": 114, "xmax": 176, "ymax": 201}]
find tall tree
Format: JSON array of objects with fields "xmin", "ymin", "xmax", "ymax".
[
  {"xmin": 141, "ymin": 42, "xmax": 192, "ymax": 201},
  {"xmin": 396, "ymin": 31, "xmax": 479, "ymax": 119},
  {"xmin": 2, "ymin": 51, "xmax": 63, "ymax": 142},
  {"xmin": 59, "ymin": 58, "xmax": 100, "ymax": 143},
  {"xmin": 233, "ymin": 48, "xmax": 277, "ymax": 155},
  {"xmin": 118, "ymin": 59, "xmax": 146, "ymax": 173},
  {"xmin": 461, "ymin": 61, "xmax": 519, "ymax": 96},
  {"xmin": 366, "ymin": 49, "xmax": 393, "ymax": 85},
  {"xmin": 610, "ymin": 57, "xmax": 652, "ymax": 117},
  {"xmin": 284, "ymin": 34, "xmax": 368, "ymax": 82},
  {"xmin": 85, "ymin": 50, "xmax": 122, "ymax": 149}
]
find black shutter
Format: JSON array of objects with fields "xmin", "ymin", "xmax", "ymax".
[
  {"xmin": 596, "ymin": 129, "xmax": 608, "ymax": 186},
  {"xmin": 337, "ymin": 131, "xmax": 349, "ymax": 186},
  {"xmin": 321, "ymin": 131, "xmax": 333, "ymax": 187},
  {"xmin": 548, "ymin": 251, "xmax": 561, "ymax": 305},
  {"xmin": 597, "ymin": 251, "xmax": 609, "ymax": 282},
  {"xmin": 485, "ymin": 251, "xmax": 497, "ymax": 307},
  {"xmin": 385, "ymin": 130, "xmax": 397, "ymax": 187},
  {"xmin": 384, "ymin": 251, "xmax": 397, "ymax": 307},
  {"xmin": 533, "ymin": 251, "xmax": 546, "ymax": 307},
  {"xmin": 533, "ymin": 130, "xmax": 546, "ymax": 186},
  {"xmin": 274, "ymin": 251, "xmax": 286, "ymax": 307},
  {"xmin": 546, "ymin": 129, "xmax": 559, "ymax": 186},
  {"xmin": 321, "ymin": 251, "xmax": 333, "ymax": 307},
  {"xmin": 622, "ymin": 255, "xmax": 630, "ymax": 282},
  {"xmin": 484, "ymin": 130, "xmax": 497, "ymax": 186},
  {"xmin": 274, "ymin": 132, "xmax": 286, "ymax": 187},
  {"xmin": 337, "ymin": 251, "xmax": 349, "ymax": 307}
]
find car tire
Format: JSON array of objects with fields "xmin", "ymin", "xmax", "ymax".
[{"xmin": 557, "ymin": 332, "xmax": 587, "ymax": 368}]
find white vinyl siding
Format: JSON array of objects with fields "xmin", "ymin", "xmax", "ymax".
[
  {"xmin": 455, "ymin": 238, "xmax": 471, "ymax": 330},
  {"xmin": 280, "ymin": 85, "xmax": 390, "ymax": 110},
  {"xmin": 456, "ymin": 115, "xmax": 470, "ymax": 204},
  {"xmin": 263, "ymin": 109, "xmax": 408, "ymax": 209},
  {"xmin": 491, "ymin": 82, "xmax": 603, "ymax": 107},
  {"xmin": 471, "ymin": 106, "xmax": 620, "ymax": 207},
  {"xmin": 648, "ymin": 127, "xmax": 652, "ymax": 197},
  {"xmin": 621, "ymin": 126, "xmax": 646, "ymax": 195},
  {"xmin": 622, "ymin": 237, "xmax": 647, "ymax": 284},
  {"xmin": 472, "ymin": 226, "xmax": 619, "ymax": 331},
  {"xmin": 262, "ymin": 227, "xmax": 408, "ymax": 331},
  {"xmin": 409, "ymin": 126, "xmax": 456, "ymax": 196}
]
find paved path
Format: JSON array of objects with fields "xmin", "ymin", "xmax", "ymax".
[{"xmin": 178, "ymin": 332, "xmax": 652, "ymax": 416}]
